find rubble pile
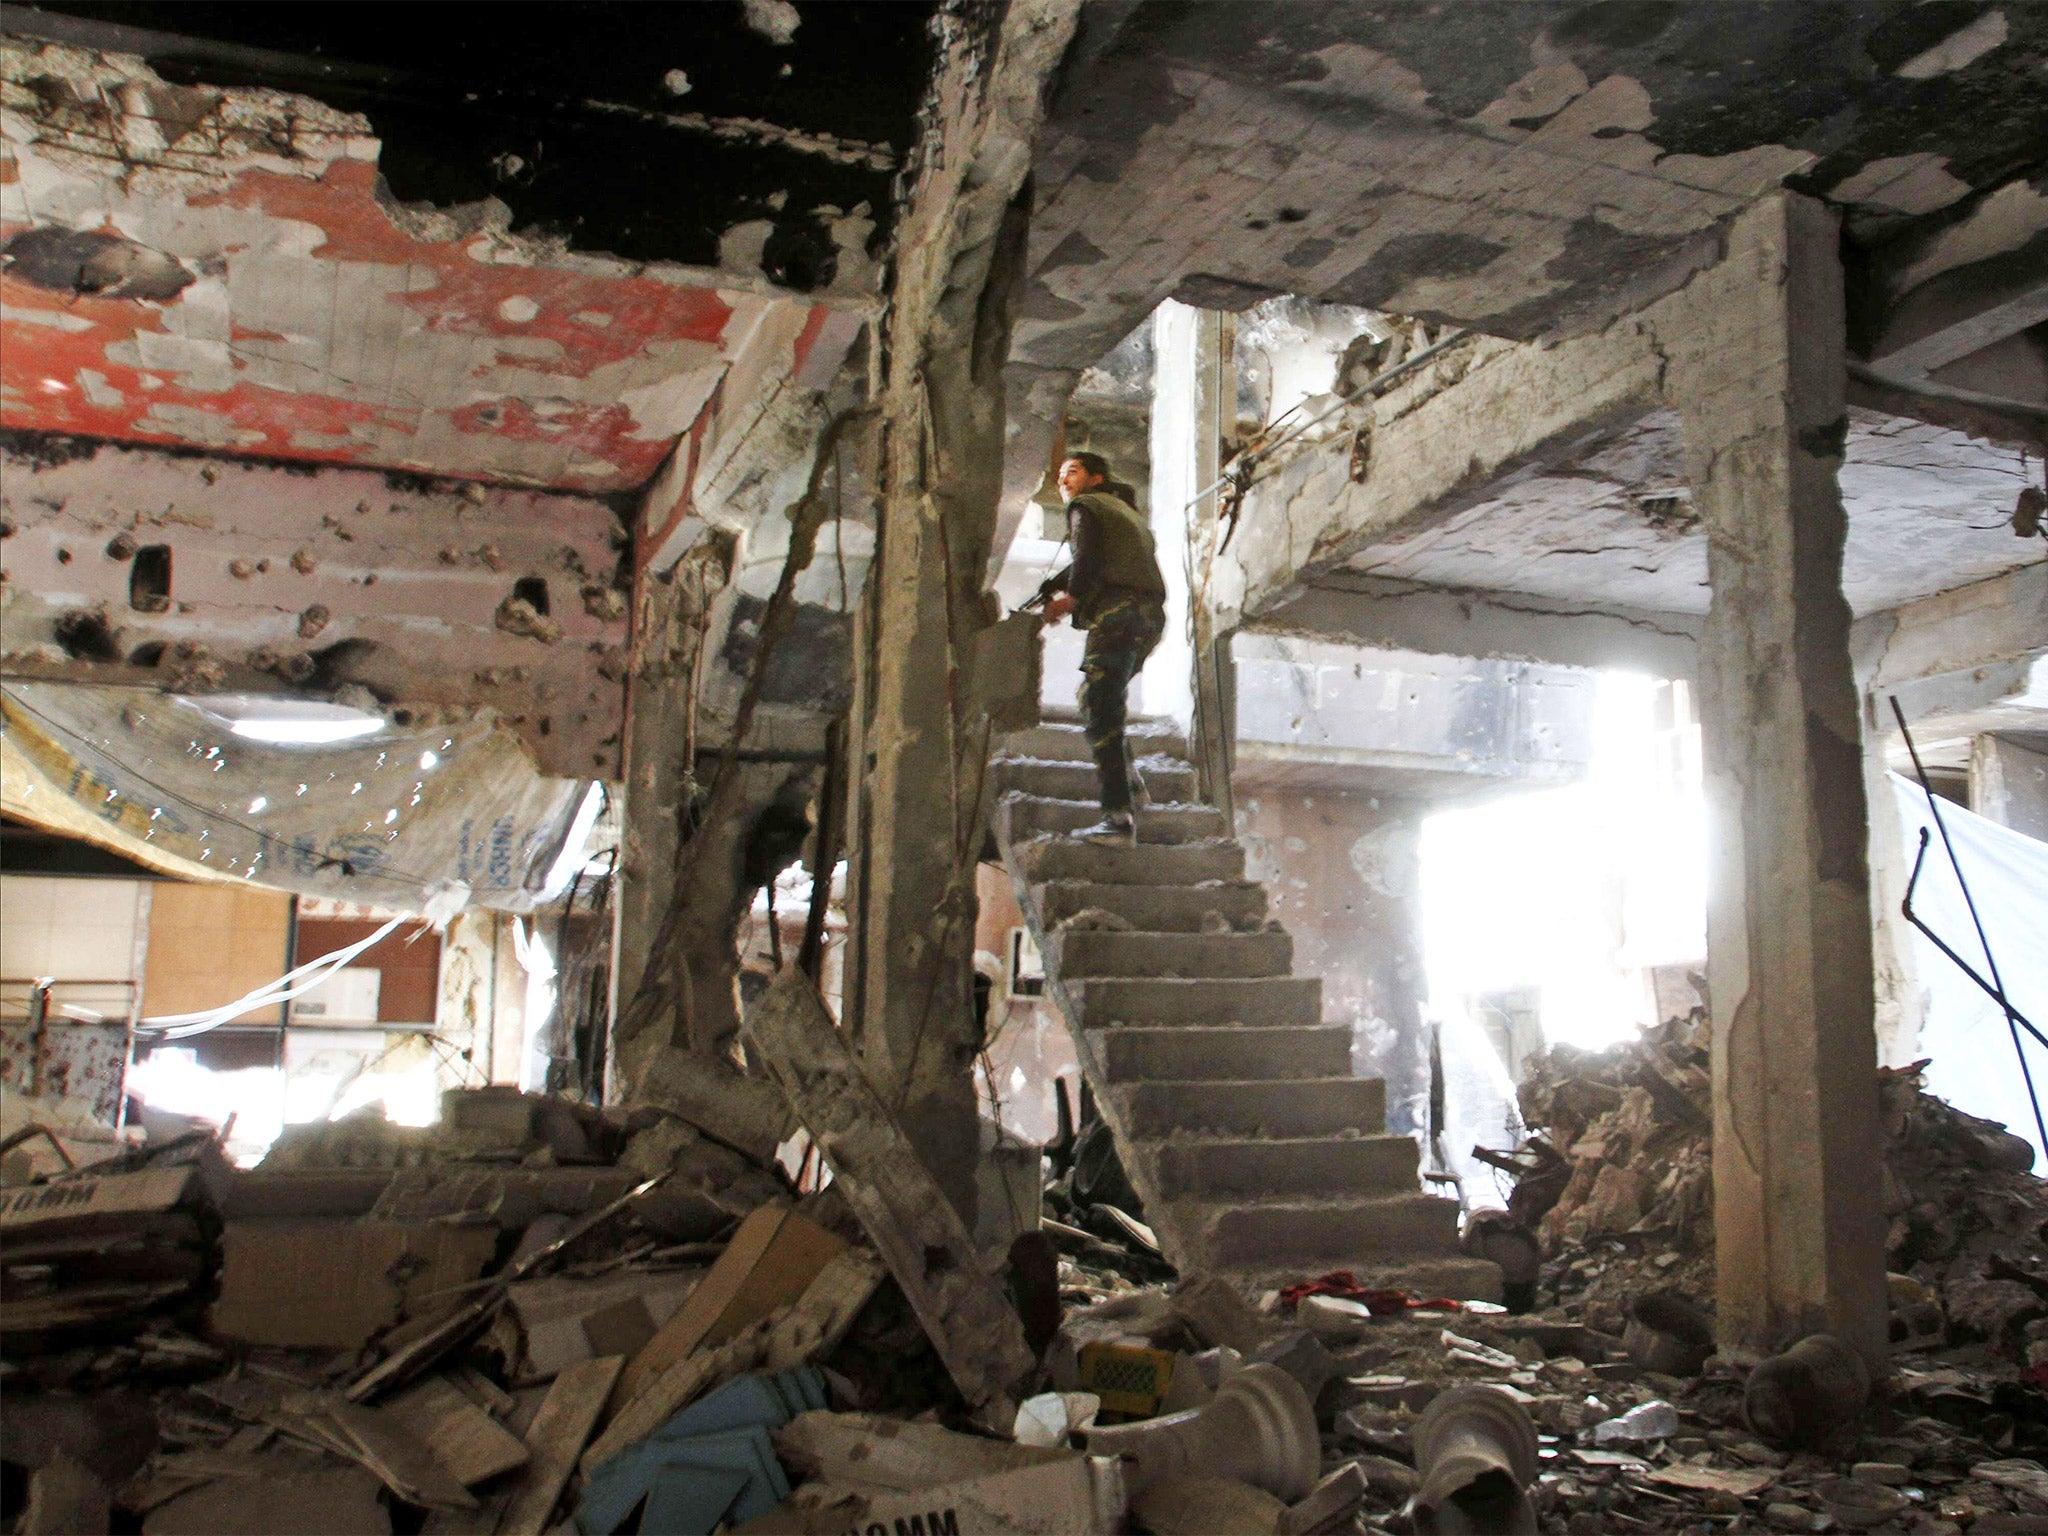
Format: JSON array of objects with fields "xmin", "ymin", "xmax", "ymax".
[
  {"xmin": 1508, "ymin": 1018, "xmax": 2048, "ymax": 1369},
  {"xmin": 4, "ymin": 1002, "xmax": 2045, "ymax": 1535}
]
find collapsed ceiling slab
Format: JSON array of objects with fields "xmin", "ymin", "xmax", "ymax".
[{"xmin": 0, "ymin": 30, "xmax": 882, "ymax": 491}]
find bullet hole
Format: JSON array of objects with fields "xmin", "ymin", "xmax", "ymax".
[
  {"xmin": 56, "ymin": 547, "xmax": 72, "ymax": 564},
  {"xmin": 106, "ymin": 533, "xmax": 136, "ymax": 560},
  {"xmin": 2011, "ymin": 486, "xmax": 2044, "ymax": 540},
  {"xmin": 1276, "ymin": 207, "xmax": 1309, "ymax": 223},
  {"xmin": 299, "ymin": 604, "xmax": 331, "ymax": 639},
  {"xmin": 129, "ymin": 544, "xmax": 172, "ymax": 613},
  {"xmin": 128, "ymin": 640, "xmax": 166, "ymax": 666},
  {"xmin": 1, "ymin": 227, "xmax": 195, "ymax": 301},
  {"xmin": 291, "ymin": 547, "xmax": 318, "ymax": 574},
  {"xmin": 229, "ymin": 558, "xmax": 259, "ymax": 579},
  {"xmin": 761, "ymin": 216, "xmax": 838, "ymax": 293},
  {"xmin": 1245, "ymin": 218, "xmax": 1270, "ymax": 231},
  {"xmin": 477, "ymin": 544, "xmax": 504, "ymax": 571},
  {"xmin": 582, "ymin": 585, "xmax": 626, "ymax": 621},
  {"xmin": 511, "ymin": 575, "xmax": 551, "ymax": 615},
  {"xmin": 53, "ymin": 607, "xmax": 121, "ymax": 661},
  {"xmin": 392, "ymin": 707, "xmax": 416, "ymax": 726}
]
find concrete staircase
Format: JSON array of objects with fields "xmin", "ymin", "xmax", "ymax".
[{"xmin": 991, "ymin": 719, "xmax": 1498, "ymax": 1298}]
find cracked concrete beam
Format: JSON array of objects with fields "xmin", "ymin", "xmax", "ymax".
[
  {"xmin": 1258, "ymin": 572, "xmax": 1701, "ymax": 679},
  {"xmin": 1218, "ymin": 324, "xmax": 1670, "ymax": 628}
]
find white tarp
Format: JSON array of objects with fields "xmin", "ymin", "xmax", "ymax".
[
  {"xmin": 1890, "ymin": 772, "xmax": 2048, "ymax": 1170},
  {"xmin": 3, "ymin": 682, "xmax": 584, "ymax": 914}
]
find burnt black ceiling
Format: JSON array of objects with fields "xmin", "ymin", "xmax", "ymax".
[
  {"xmin": 1063, "ymin": 1, "xmax": 2047, "ymax": 221},
  {"xmin": 1, "ymin": 0, "xmax": 941, "ymax": 283}
]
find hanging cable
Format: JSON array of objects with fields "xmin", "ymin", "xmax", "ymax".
[{"xmin": 140, "ymin": 915, "xmax": 408, "ymax": 1039}]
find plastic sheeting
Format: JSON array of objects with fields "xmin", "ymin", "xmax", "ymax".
[
  {"xmin": 1890, "ymin": 772, "xmax": 2048, "ymax": 1171},
  {"xmin": 2, "ymin": 683, "xmax": 585, "ymax": 914}
]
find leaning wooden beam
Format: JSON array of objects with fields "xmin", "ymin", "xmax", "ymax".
[{"xmin": 743, "ymin": 967, "xmax": 1037, "ymax": 1428}]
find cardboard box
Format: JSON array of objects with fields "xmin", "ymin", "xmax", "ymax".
[
  {"xmin": 743, "ymin": 1457, "xmax": 1126, "ymax": 1535},
  {"xmin": 210, "ymin": 1220, "xmax": 499, "ymax": 1348},
  {"xmin": 616, "ymin": 1205, "xmax": 844, "ymax": 1406},
  {"xmin": 0, "ymin": 1166, "xmax": 194, "ymax": 1230}
]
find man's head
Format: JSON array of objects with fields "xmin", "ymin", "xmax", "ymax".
[{"xmin": 1057, "ymin": 452, "xmax": 1111, "ymax": 504}]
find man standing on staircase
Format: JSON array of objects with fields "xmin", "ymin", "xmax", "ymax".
[{"xmin": 1036, "ymin": 452, "xmax": 1168, "ymax": 847}]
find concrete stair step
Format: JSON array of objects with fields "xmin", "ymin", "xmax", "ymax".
[
  {"xmin": 1036, "ymin": 880, "xmax": 1268, "ymax": 934},
  {"xmin": 995, "ymin": 719, "xmax": 1187, "ymax": 764},
  {"xmin": 1015, "ymin": 838, "xmax": 1245, "ymax": 887},
  {"xmin": 1048, "ymin": 929, "xmax": 1292, "ymax": 980},
  {"xmin": 1192, "ymin": 1193, "xmax": 1466, "ymax": 1266},
  {"xmin": 1065, "ymin": 975, "xmax": 1321, "ymax": 1029},
  {"xmin": 991, "ymin": 758, "xmax": 1198, "ymax": 804},
  {"xmin": 1096, "ymin": 1023, "xmax": 1351, "ymax": 1083},
  {"xmin": 999, "ymin": 794, "xmax": 1228, "ymax": 845},
  {"xmin": 1149, "ymin": 1134, "xmax": 1420, "ymax": 1200},
  {"xmin": 1117, "ymin": 1077, "xmax": 1386, "ymax": 1139}
]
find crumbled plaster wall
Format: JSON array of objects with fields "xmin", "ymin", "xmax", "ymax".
[{"xmin": 0, "ymin": 437, "xmax": 629, "ymax": 778}]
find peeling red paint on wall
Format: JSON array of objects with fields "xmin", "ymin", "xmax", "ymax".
[{"xmin": 0, "ymin": 152, "xmax": 833, "ymax": 493}]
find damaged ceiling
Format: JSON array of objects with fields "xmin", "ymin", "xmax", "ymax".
[
  {"xmin": 0, "ymin": 2, "xmax": 935, "ymax": 491},
  {"xmin": 1336, "ymin": 406, "xmax": 2043, "ymax": 619},
  {"xmin": 0, "ymin": 40, "xmax": 862, "ymax": 490},
  {"xmin": 1016, "ymin": 0, "xmax": 2048, "ymax": 364}
]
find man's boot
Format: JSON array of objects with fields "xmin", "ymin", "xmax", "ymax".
[{"xmin": 1075, "ymin": 811, "xmax": 1136, "ymax": 846}]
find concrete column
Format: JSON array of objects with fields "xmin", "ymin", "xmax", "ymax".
[
  {"xmin": 1672, "ymin": 192, "xmax": 1889, "ymax": 1372},
  {"xmin": 1971, "ymin": 732, "xmax": 2048, "ymax": 840}
]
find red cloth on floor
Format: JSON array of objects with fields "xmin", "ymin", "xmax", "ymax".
[{"xmin": 1277, "ymin": 1271, "xmax": 1460, "ymax": 1315}]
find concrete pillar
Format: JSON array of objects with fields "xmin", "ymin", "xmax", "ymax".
[
  {"xmin": 1971, "ymin": 732, "xmax": 2048, "ymax": 840},
  {"xmin": 1673, "ymin": 192, "xmax": 1889, "ymax": 1372}
]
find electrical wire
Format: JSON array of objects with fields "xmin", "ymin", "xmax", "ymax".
[{"xmin": 141, "ymin": 915, "xmax": 408, "ymax": 1039}]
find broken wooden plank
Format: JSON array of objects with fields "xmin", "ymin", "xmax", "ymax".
[
  {"xmin": 269, "ymin": 1394, "xmax": 475, "ymax": 1512},
  {"xmin": 383, "ymin": 1375, "xmax": 529, "ymax": 1486},
  {"xmin": 762, "ymin": 1248, "xmax": 886, "ymax": 1371},
  {"xmin": 499, "ymin": 1355, "xmax": 622, "ymax": 1536},
  {"xmin": 577, "ymin": 1248, "xmax": 883, "ymax": 1475},
  {"xmin": 579, "ymin": 1319, "xmax": 772, "ymax": 1473},
  {"xmin": 742, "ymin": 967, "xmax": 1036, "ymax": 1427}
]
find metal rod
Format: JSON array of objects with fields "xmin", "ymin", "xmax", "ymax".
[
  {"xmin": 1186, "ymin": 327, "xmax": 1473, "ymax": 515},
  {"xmin": 1890, "ymin": 696, "xmax": 2046, "ymax": 1150}
]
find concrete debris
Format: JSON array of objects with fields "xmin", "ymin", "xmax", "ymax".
[
  {"xmin": 1273, "ymin": 1016, "xmax": 2048, "ymax": 1531},
  {"xmin": 1411, "ymin": 1383, "xmax": 1540, "ymax": 1534},
  {"xmin": 741, "ymin": 967, "xmax": 1038, "ymax": 1427},
  {"xmin": 492, "ymin": 596, "xmax": 561, "ymax": 644}
]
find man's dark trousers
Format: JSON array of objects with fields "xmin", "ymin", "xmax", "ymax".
[{"xmin": 1079, "ymin": 591, "xmax": 1167, "ymax": 816}]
